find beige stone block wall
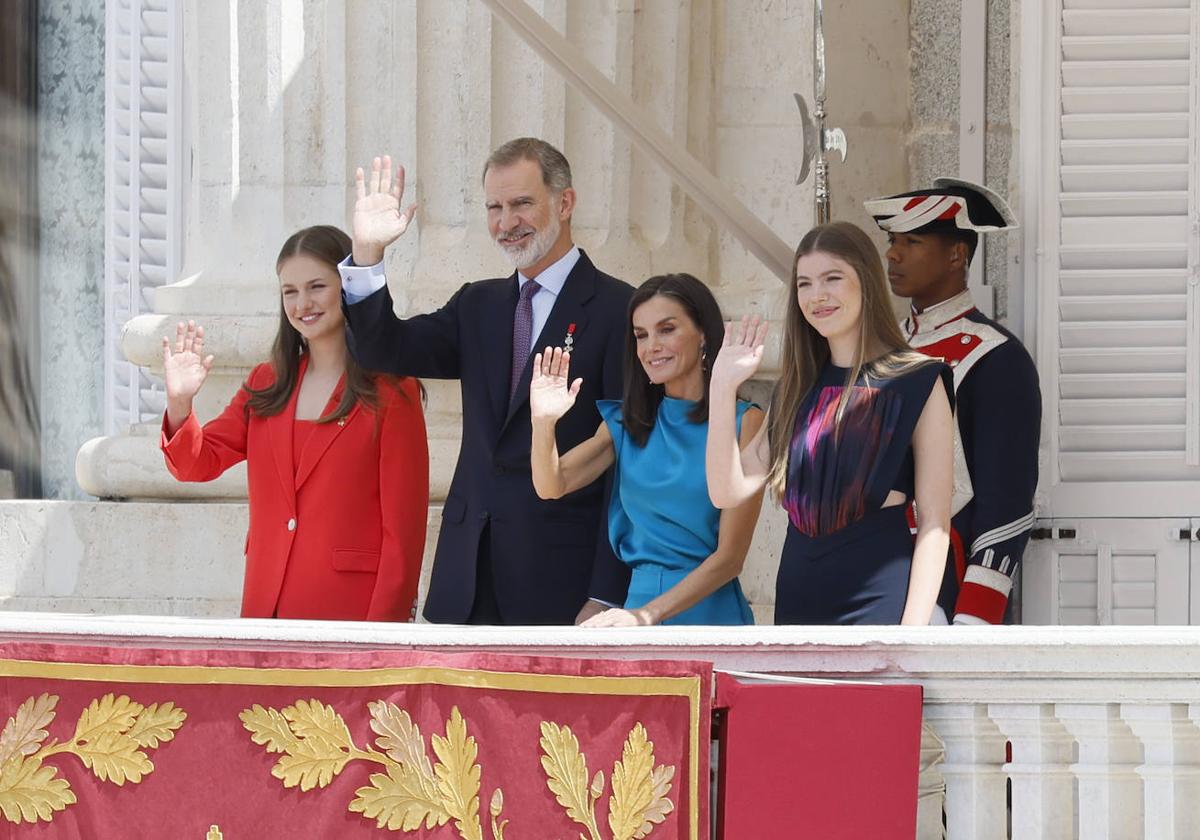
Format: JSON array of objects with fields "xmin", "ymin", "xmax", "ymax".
[
  {"xmin": 0, "ymin": 501, "xmax": 245, "ymax": 615},
  {"xmin": 826, "ymin": 0, "xmax": 913, "ymax": 247},
  {"xmin": 0, "ymin": 500, "xmax": 445, "ymax": 620}
]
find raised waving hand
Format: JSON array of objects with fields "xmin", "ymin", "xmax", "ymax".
[
  {"xmin": 529, "ymin": 347, "xmax": 582, "ymax": 425},
  {"xmin": 710, "ymin": 315, "xmax": 769, "ymax": 393},
  {"xmin": 351, "ymin": 154, "xmax": 418, "ymax": 266},
  {"xmin": 162, "ymin": 320, "xmax": 214, "ymax": 433}
]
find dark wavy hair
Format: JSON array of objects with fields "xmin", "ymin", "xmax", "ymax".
[
  {"xmin": 620, "ymin": 273, "xmax": 725, "ymax": 447},
  {"xmin": 244, "ymin": 225, "xmax": 384, "ymax": 423}
]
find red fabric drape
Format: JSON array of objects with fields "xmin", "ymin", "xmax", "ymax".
[{"xmin": 0, "ymin": 642, "xmax": 710, "ymax": 839}]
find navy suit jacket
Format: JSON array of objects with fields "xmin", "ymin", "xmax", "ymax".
[{"xmin": 344, "ymin": 249, "xmax": 634, "ymax": 624}]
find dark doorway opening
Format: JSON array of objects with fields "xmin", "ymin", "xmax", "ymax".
[{"xmin": 0, "ymin": 0, "xmax": 43, "ymax": 498}]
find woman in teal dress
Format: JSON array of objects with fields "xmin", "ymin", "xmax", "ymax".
[{"xmin": 530, "ymin": 274, "xmax": 765, "ymax": 626}]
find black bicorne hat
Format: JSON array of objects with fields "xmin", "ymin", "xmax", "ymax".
[{"xmin": 864, "ymin": 177, "xmax": 1017, "ymax": 234}]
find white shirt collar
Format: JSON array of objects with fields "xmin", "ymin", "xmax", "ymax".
[{"xmin": 518, "ymin": 245, "xmax": 580, "ymax": 297}]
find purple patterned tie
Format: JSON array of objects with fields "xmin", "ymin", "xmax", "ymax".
[{"xmin": 510, "ymin": 279, "xmax": 541, "ymax": 400}]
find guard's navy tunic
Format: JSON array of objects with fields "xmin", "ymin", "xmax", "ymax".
[{"xmin": 903, "ymin": 291, "xmax": 1042, "ymax": 625}]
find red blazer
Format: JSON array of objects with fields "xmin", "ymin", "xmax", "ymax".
[{"xmin": 161, "ymin": 358, "xmax": 428, "ymax": 621}]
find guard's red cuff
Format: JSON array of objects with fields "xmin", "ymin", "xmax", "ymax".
[{"xmin": 954, "ymin": 581, "xmax": 1008, "ymax": 625}]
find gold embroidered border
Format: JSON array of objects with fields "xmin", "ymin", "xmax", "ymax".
[{"xmin": 0, "ymin": 659, "xmax": 703, "ymax": 840}]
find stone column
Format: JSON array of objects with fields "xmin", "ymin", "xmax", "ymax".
[
  {"xmin": 79, "ymin": 0, "xmax": 354, "ymax": 498},
  {"xmin": 924, "ymin": 703, "xmax": 1008, "ymax": 840},
  {"xmin": 1057, "ymin": 703, "xmax": 1143, "ymax": 839},
  {"xmin": 990, "ymin": 703, "xmax": 1075, "ymax": 840}
]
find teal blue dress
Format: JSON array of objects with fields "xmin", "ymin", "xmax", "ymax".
[{"xmin": 597, "ymin": 396, "xmax": 756, "ymax": 625}]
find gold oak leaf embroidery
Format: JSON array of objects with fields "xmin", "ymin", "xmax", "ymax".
[
  {"xmin": 0, "ymin": 693, "xmax": 185, "ymax": 825},
  {"xmin": 127, "ymin": 703, "xmax": 187, "ymax": 749},
  {"xmin": 0, "ymin": 754, "xmax": 74, "ymax": 823},
  {"xmin": 69, "ymin": 695, "xmax": 153, "ymax": 784},
  {"xmin": 538, "ymin": 722, "xmax": 603, "ymax": 840},
  {"xmin": 349, "ymin": 701, "xmax": 450, "ymax": 831},
  {"xmin": 431, "ymin": 707, "xmax": 483, "ymax": 840},
  {"xmin": 608, "ymin": 724, "xmax": 674, "ymax": 840},
  {"xmin": 540, "ymin": 721, "xmax": 676, "ymax": 840},
  {"xmin": 239, "ymin": 705, "xmax": 299, "ymax": 754},
  {"xmin": 241, "ymin": 699, "xmax": 354, "ymax": 792},
  {"xmin": 245, "ymin": 700, "xmax": 501, "ymax": 840},
  {"xmin": 0, "ymin": 694, "xmax": 57, "ymax": 763}
]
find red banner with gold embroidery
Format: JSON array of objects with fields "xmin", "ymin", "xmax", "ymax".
[{"xmin": 0, "ymin": 642, "xmax": 710, "ymax": 839}]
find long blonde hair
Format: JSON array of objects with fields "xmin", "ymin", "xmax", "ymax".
[{"xmin": 765, "ymin": 221, "xmax": 935, "ymax": 497}]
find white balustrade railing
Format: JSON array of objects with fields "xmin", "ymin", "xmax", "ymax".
[{"xmin": 1, "ymin": 617, "xmax": 1198, "ymax": 839}]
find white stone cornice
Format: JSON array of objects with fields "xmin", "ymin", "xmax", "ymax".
[
  {"xmin": 4, "ymin": 616, "xmax": 1200, "ymax": 692},
  {"xmin": 120, "ymin": 313, "xmax": 275, "ymax": 371}
]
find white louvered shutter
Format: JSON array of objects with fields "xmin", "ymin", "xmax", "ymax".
[
  {"xmin": 1022, "ymin": 519, "xmax": 1190, "ymax": 624},
  {"xmin": 104, "ymin": 0, "xmax": 180, "ymax": 433},
  {"xmin": 1047, "ymin": 0, "xmax": 1200, "ymax": 515}
]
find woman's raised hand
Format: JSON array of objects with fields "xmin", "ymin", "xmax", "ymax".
[
  {"xmin": 162, "ymin": 321, "xmax": 214, "ymax": 403},
  {"xmin": 710, "ymin": 315, "xmax": 769, "ymax": 391},
  {"xmin": 351, "ymin": 154, "xmax": 418, "ymax": 266},
  {"xmin": 529, "ymin": 347, "xmax": 582, "ymax": 424}
]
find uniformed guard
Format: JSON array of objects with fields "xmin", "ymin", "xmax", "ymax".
[{"xmin": 865, "ymin": 178, "xmax": 1041, "ymax": 625}]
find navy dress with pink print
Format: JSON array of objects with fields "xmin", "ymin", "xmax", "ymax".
[{"xmin": 776, "ymin": 357, "xmax": 953, "ymax": 625}]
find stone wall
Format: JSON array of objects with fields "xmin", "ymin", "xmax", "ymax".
[
  {"xmin": 825, "ymin": 0, "xmax": 912, "ymax": 243},
  {"xmin": 0, "ymin": 500, "xmax": 244, "ymax": 615},
  {"xmin": 909, "ymin": 0, "xmax": 1017, "ymax": 319}
]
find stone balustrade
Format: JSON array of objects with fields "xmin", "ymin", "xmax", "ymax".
[{"xmin": 1, "ymin": 617, "xmax": 1196, "ymax": 838}]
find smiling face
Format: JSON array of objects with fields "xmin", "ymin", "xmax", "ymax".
[
  {"xmin": 484, "ymin": 157, "xmax": 575, "ymax": 278},
  {"xmin": 793, "ymin": 250, "xmax": 864, "ymax": 346},
  {"xmin": 631, "ymin": 294, "xmax": 706, "ymax": 399},
  {"xmin": 277, "ymin": 253, "xmax": 345, "ymax": 343}
]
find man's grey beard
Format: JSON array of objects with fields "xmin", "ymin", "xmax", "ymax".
[{"xmin": 495, "ymin": 213, "xmax": 561, "ymax": 271}]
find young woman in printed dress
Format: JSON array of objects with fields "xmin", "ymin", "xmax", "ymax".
[{"xmin": 706, "ymin": 221, "xmax": 954, "ymax": 625}]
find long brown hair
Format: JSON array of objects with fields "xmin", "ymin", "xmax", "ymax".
[
  {"xmin": 245, "ymin": 225, "xmax": 383, "ymax": 423},
  {"xmin": 765, "ymin": 221, "xmax": 934, "ymax": 497},
  {"xmin": 621, "ymin": 274, "xmax": 725, "ymax": 447}
]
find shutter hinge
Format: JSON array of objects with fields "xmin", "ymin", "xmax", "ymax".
[{"xmin": 1031, "ymin": 527, "xmax": 1075, "ymax": 541}]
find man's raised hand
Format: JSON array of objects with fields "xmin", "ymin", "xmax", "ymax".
[
  {"xmin": 529, "ymin": 347, "xmax": 582, "ymax": 424},
  {"xmin": 351, "ymin": 155, "xmax": 418, "ymax": 266},
  {"xmin": 710, "ymin": 315, "xmax": 769, "ymax": 392}
]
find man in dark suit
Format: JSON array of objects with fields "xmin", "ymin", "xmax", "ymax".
[{"xmin": 339, "ymin": 138, "xmax": 633, "ymax": 625}]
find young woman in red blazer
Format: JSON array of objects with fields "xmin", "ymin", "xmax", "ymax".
[{"xmin": 160, "ymin": 225, "xmax": 428, "ymax": 621}]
